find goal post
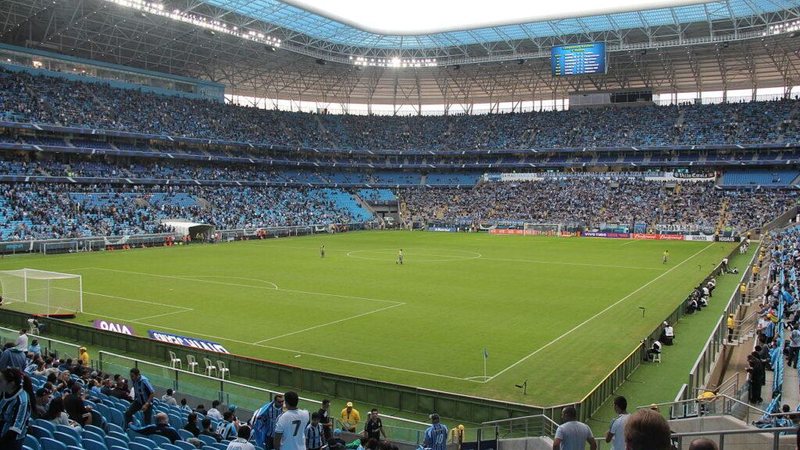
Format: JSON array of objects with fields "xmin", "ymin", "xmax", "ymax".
[
  {"xmin": 522, "ymin": 223, "xmax": 562, "ymax": 236},
  {"xmin": 0, "ymin": 269, "xmax": 82, "ymax": 316}
]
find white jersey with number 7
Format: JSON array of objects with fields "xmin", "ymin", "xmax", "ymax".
[{"xmin": 275, "ymin": 409, "xmax": 311, "ymax": 450}]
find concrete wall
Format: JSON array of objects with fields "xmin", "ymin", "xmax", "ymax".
[{"xmin": 669, "ymin": 416, "xmax": 794, "ymax": 450}]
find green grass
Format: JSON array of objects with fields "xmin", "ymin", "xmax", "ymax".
[{"xmin": 0, "ymin": 231, "xmax": 737, "ymax": 406}]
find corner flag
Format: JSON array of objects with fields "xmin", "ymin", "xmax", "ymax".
[{"xmin": 483, "ymin": 348, "xmax": 489, "ymax": 360}]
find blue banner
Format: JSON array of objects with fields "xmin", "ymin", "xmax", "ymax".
[{"xmin": 148, "ymin": 330, "xmax": 230, "ymax": 354}]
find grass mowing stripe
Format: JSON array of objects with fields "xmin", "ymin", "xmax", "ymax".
[{"xmin": 488, "ymin": 243, "xmax": 714, "ymax": 381}]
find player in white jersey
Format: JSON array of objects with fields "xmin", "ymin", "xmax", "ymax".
[{"xmin": 274, "ymin": 391, "xmax": 310, "ymax": 450}]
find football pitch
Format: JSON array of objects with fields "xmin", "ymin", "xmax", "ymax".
[{"xmin": 0, "ymin": 231, "xmax": 738, "ymax": 405}]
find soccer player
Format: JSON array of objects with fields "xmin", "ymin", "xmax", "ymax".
[
  {"xmin": 397, "ymin": 249, "xmax": 404, "ymax": 265},
  {"xmin": 423, "ymin": 414, "xmax": 448, "ymax": 450},
  {"xmin": 662, "ymin": 250, "xmax": 669, "ymax": 264},
  {"xmin": 274, "ymin": 391, "xmax": 309, "ymax": 450},
  {"xmin": 320, "ymin": 245, "xmax": 325, "ymax": 259}
]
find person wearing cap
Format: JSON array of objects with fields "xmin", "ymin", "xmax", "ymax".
[
  {"xmin": 78, "ymin": 347, "xmax": 90, "ymax": 367},
  {"xmin": 423, "ymin": 413, "xmax": 448, "ymax": 450},
  {"xmin": 340, "ymin": 402, "xmax": 360, "ymax": 433}
]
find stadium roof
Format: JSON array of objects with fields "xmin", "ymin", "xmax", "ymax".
[
  {"xmin": 1, "ymin": 0, "xmax": 800, "ymax": 107},
  {"xmin": 206, "ymin": 0, "xmax": 793, "ymax": 49}
]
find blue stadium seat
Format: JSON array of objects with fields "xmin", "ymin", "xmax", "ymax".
[
  {"xmin": 173, "ymin": 441, "xmax": 196, "ymax": 450},
  {"xmin": 85, "ymin": 424, "xmax": 107, "ymax": 438},
  {"xmin": 109, "ymin": 408, "xmax": 125, "ymax": 428},
  {"xmin": 160, "ymin": 444, "xmax": 182, "ymax": 450},
  {"xmin": 147, "ymin": 433, "xmax": 172, "ymax": 447},
  {"xmin": 105, "ymin": 436, "xmax": 129, "ymax": 450},
  {"xmin": 32, "ymin": 419, "xmax": 57, "ymax": 435},
  {"xmin": 110, "ymin": 447, "xmax": 129, "ymax": 450},
  {"xmin": 29, "ymin": 424, "xmax": 54, "ymax": 440},
  {"xmin": 198, "ymin": 434, "xmax": 219, "ymax": 446},
  {"xmin": 25, "ymin": 434, "xmax": 41, "ymax": 450},
  {"xmin": 133, "ymin": 436, "xmax": 157, "ymax": 448},
  {"xmin": 56, "ymin": 424, "xmax": 82, "ymax": 442},
  {"xmin": 82, "ymin": 430, "xmax": 105, "ymax": 443},
  {"xmin": 54, "ymin": 431, "xmax": 81, "ymax": 448},
  {"xmin": 128, "ymin": 443, "xmax": 150, "ymax": 450},
  {"xmin": 177, "ymin": 429, "xmax": 194, "ymax": 441},
  {"xmin": 106, "ymin": 423, "xmax": 125, "ymax": 435},
  {"xmin": 83, "ymin": 439, "xmax": 109, "ymax": 450},
  {"xmin": 40, "ymin": 437, "xmax": 67, "ymax": 450},
  {"xmin": 108, "ymin": 431, "xmax": 129, "ymax": 444}
]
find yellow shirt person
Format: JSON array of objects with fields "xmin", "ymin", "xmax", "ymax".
[{"xmin": 340, "ymin": 402, "xmax": 360, "ymax": 432}]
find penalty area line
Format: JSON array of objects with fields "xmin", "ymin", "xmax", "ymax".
[{"xmin": 486, "ymin": 242, "xmax": 716, "ymax": 382}]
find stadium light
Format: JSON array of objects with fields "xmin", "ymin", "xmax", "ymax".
[{"xmin": 105, "ymin": 0, "xmax": 282, "ymax": 48}]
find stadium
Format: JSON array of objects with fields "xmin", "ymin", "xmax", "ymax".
[{"xmin": 0, "ymin": 0, "xmax": 799, "ymax": 449}]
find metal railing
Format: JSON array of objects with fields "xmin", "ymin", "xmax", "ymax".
[
  {"xmin": 642, "ymin": 393, "xmax": 767, "ymax": 424},
  {"xmin": 97, "ymin": 350, "xmax": 430, "ymax": 445},
  {"xmin": 479, "ymin": 414, "xmax": 559, "ymax": 440},
  {"xmin": 671, "ymin": 426, "xmax": 796, "ymax": 450},
  {"xmin": 684, "ymin": 245, "xmax": 759, "ymax": 401},
  {"xmin": 0, "ymin": 325, "xmax": 82, "ymax": 360}
]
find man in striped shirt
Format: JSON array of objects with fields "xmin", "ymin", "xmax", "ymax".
[
  {"xmin": 306, "ymin": 412, "xmax": 324, "ymax": 450},
  {"xmin": 423, "ymin": 414, "xmax": 448, "ymax": 450},
  {"xmin": 124, "ymin": 367, "xmax": 155, "ymax": 428},
  {"xmin": 251, "ymin": 393, "xmax": 284, "ymax": 450},
  {"xmin": 0, "ymin": 368, "xmax": 32, "ymax": 450}
]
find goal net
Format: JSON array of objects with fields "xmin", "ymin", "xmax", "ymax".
[
  {"xmin": 522, "ymin": 223, "xmax": 562, "ymax": 236},
  {"xmin": 0, "ymin": 269, "xmax": 82, "ymax": 316}
]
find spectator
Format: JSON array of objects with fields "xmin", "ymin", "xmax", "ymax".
[
  {"xmin": 42, "ymin": 396, "xmax": 79, "ymax": 429},
  {"xmin": 341, "ymin": 401, "xmax": 360, "ymax": 433},
  {"xmin": 207, "ymin": 400, "xmax": 223, "ymax": 420},
  {"xmin": 363, "ymin": 408, "xmax": 385, "ymax": 441},
  {"xmin": 318, "ymin": 399, "xmax": 333, "ymax": 441},
  {"xmin": 423, "ymin": 414, "xmax": 449, "ymax": 450},
  {"xmin": 552, "ymin": 406, "xmax": 596, "ymax": 450},
  {"xmin": 0, "ymin": 368, "xmax": 32, "ymax": 450},
  {"xmin": 184, "ymin": 412, "xmax": 201, "ymax": 436},
  {"xmin": 124, "ymin": 367, "xmax": 155, "ymax": 428},
  {"xmin": 133, "ymin": 411, "xmax": 181, "ymax": 443},
  {"xmin": 161, "ymin": 388, "xmax": 178, "ymax": 406},
  {"xmin": 227, "ymin": 425, "xmax": 256, "ymax": 450},
  {"xmin": 688, "ymin": 438, "xmax": 718, "ymax": 450},
  {"xmin": 623, "ymin": 409, "xmax": 671, "ymax": 450},
  {"xmin": 274, "ymin": 391, "xmax": 310, "ymax": 450},
  {"xmin": 78, "ymin": 347, "xmax": 90, "ymax": 368},
  {"xmin": 0, "ymin": 344, "xmax": 27, "ymax": 372},
  {"xmin": 200, "ymin": 417, "xmax": 222, "ymax": 442},
  {"xmin": 251, "ymin": 393, "xmax": 284, "ymax": 450},
  {"xmin": 306, "ymin": 412, "xmax": 325, "ymax": 450},
  {"xmin": 605, "ymin": 396, "xmax": 629, "ymax": 450}
]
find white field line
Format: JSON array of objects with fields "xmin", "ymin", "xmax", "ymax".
[
  {"xmin": 486, "ymin": 242, "xmax": 716, "ymax": 382},
  {"xmin": 131, "ymin": 309, "xmax": 194, "ymax": 322},
  {"xmin": 476, "ymin": 256, "xmax": 662, "ymax": 271},
  {"xmin": 253, "ymin": 302, "xmax": 405, "ymax": 344},
  {"xmin": 85, "ymin": 267, "xmax": 401, "ymax": 305},
  {"xmin": 621, "ymin": 240, "xmax": 638, "ymax": 246},
  {"xmin": 82, "ymin": 290, "xmax": 193, "ymax": 311},
  {"xmin": 76, "ymin": 309, "xmax": 476, "ymax": 382}
]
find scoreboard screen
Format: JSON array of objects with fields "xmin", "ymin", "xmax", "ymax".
[{"xmin": 551, "ymin": 43, "xmax": 607, "ymax": 76}]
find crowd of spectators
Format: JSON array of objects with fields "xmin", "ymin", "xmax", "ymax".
[
  {"xmin": 400, "ymin": 180, "xmax": 796, "ymax": 233},
  {"xmin": 2, "ymin": 69, "xmax": 800, "ymax": 150},
  {"xmin": 0, "ymin": 184, "xmax": 359, "ymax": 240}
]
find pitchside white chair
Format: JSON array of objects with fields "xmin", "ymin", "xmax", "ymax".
[
  {"xmin": 203, "ymin": 358, "xmax": 217, "ymax": 377},
  {"xmin": 217, "ymin": 360, "xmax": 229, "ymax": 380},
  {"xmin": 186, "ymin": 355, "xmax": 199, "ymax": 373},
  {"xmin": 168, "ymin": 351, "xmax": 182, "ymax": 369},
  {"xmin": 651, "ymin": 352, "xmax": 662, "ymax": 363}
]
